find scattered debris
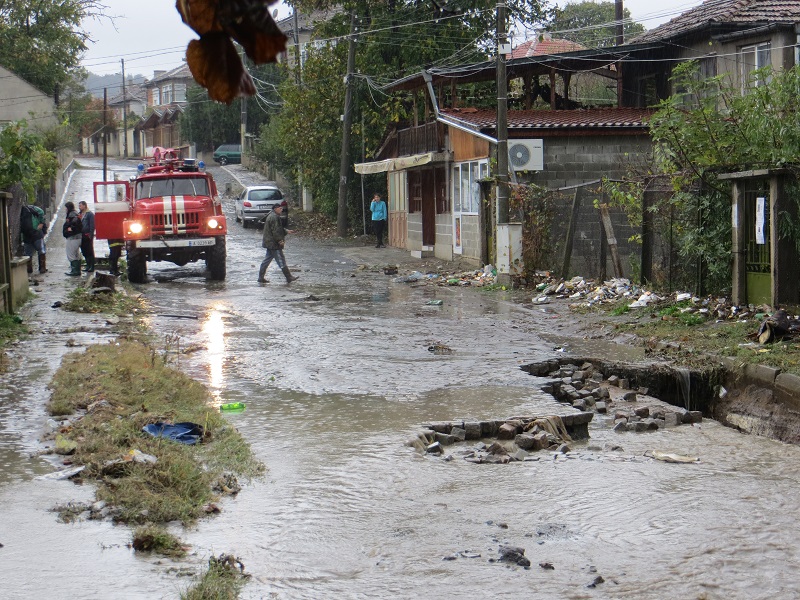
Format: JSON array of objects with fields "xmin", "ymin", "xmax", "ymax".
[
  {"xmin": 141, "ymin": 422, "xmax": 203, "ymax": 445},
  {"xmin": 427, "ymin": 343, "xmax": 453, "ymax": 355},
  {"xmin": 37, "ymin": 465, "xmax": 85, "ymax": 480},
  {"xmin": 645, "ymin": 450, "xmax": 700, "ymax": 464}
]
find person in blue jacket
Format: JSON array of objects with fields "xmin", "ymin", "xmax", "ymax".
[{"xmin": 369, "ymin": 192, "xmax": 387, "ymax": 248}]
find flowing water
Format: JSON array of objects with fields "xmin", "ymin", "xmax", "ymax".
[{"xmin": 2, "ymin": 163, "xmax": 800, "ymax": 599}]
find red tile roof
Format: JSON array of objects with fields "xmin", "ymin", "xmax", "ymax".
[
  {"xmin": 634, "ymin": 0, "xmax": 800, "ymax": 43},
  {"xmin": 441, "ymin": 107, "xmax": 654, "ymax": 130},
  {"xmin": 511, "ymin": 36, "xmax": 587, "ymax": 59}
]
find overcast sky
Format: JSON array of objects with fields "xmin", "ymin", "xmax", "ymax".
[{"xmin": 80, "ymin": 0, "xmax": 705, "ymax": 77}]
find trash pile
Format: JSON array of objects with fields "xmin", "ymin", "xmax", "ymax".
[
  {"xmin": 392, "ymin": 264, "xmax": 498, "ymax": 287},
  {"xmin": 531, "ymin": 275, "xmax": 649, "ymax": 306},
  {"xmin": 751, "ymin": 308, "xmax": 800, "ymax": 344}
]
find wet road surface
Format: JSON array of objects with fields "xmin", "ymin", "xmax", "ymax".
[{"xmin": 1, "ymin": 160, "xmax": 800, "ymax": 599}]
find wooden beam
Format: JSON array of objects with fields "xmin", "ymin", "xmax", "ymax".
[
  {"xmin": 549, "ymin": 69, "xmax": 556, "ymax": 109},
  {"xmin": 599, "ymin": 203, "xmax": 625, "ymax": 278}
]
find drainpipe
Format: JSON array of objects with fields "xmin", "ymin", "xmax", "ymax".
[{"xmin": 423, "ymin": 71, "xmax": 497, "ymax": 143}]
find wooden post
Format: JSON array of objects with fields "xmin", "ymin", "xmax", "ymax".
[
  {"xmin": 641, "ymin": 186, "xmax": 654, "ymax": 285},
  {"xmin": 561, "ymin": 188, "xmax": 581, "ymax": 278},
  {"xmin": 599, "ymin": 203, "xmax": 625, "ymax": 278},
  {"xmin": 0, "ymin": 191, "xmax": 12, "ymax": 313},
  {"xmin": 598, "ymin": 207, "xmax": 607, "ymax": 282},
  {"xmin": 549, "ymin": 69, "xmax": 557, "ymax": 109}
]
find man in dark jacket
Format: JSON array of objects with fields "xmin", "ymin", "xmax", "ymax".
[
  {"xmin": 258, "ymin": 203, "xmax": 298, "ymax": 284},
  {"xmin": 78, "ymin": 200, "xmax": 95, "ymax": 272},
  {"xmin": 19, "ymin": 203, "xmax": 48, "ymax": 274}
]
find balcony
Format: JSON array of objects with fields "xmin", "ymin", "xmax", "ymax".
[{"xmin": 397, "ymin": 122, "xmax": 441, "ymax": 156}]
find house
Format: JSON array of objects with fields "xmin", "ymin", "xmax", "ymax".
[
  {"xmin": 357, "ymin": 0, "xmax": 800, "ymax": 283},
  {"xmin": 277, "ymin": 8, "xmax": 341, "ymax": 72},
  {"xmin": 137, "ymin": 64, "xmax": 195, "ymax": 158},
  {"xmin": 106, "ymin": 84, "xmax": 147, "ymax": 158},
  {"xmin": 0, "ymin": 65, "xmax": 57, "ymax": 130}
]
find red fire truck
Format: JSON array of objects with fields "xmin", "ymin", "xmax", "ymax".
[{"xmin": 93, "ymin": 152, "xmax": 227, "ymax": 283}]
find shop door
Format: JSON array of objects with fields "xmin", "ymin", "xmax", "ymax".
[
  {"xmin": 421, "ymin": 169, "xmax": 435, "ymax": 246},
  {"xmin": 744, "ymin": 184, "xmax": 771, "ymax": 305}
]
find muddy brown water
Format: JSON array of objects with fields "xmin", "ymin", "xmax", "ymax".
[{"xmin": 2, "ymin": 162, "xmax": 800, "ymax": 599}]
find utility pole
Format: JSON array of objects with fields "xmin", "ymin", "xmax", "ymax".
[
  {"xmin": 121, "ymin": 59, "xmax": 129, "ymax": 159},
  {"xmin": 292, "ymin": 4, "xmax": 302, "ymax": 84},
  {"xmin": 615, "ymin": 0, "xmax": 624, "ymax": 106},
  {"xmin": 495, "ymin": 0, "xmax": 512, "ymax": 286},
  {"xmin": 103, "ymin": 88, "xmax": 108, "ymax": 181},
  {"xmin": 336, "ymin": 10, "xmax": 357, "ymax": 238}
]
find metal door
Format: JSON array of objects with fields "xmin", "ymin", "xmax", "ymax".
[{"xmin": 743, "ymin": 183, "xmax": 771, "ymax": 305}]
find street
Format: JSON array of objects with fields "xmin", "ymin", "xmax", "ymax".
[{"xmin": 1, "ymin": 159, "xmax": 799, "ymax": 599}]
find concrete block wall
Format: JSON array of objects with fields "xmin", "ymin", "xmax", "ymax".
[
  {"xmin": 522, "ymin": 135, "xmax": 652, "ymax": 279},
  {"xmin": 434, "ymin": 214, "xmax": 453, "ymax": 261},
  {"xmin": 460, "ymin": 215, "xmax": 481, "ymax": 262},
  {"xmin": 407, "ymin": 213, "xmax": 423, "ymax": 251}
]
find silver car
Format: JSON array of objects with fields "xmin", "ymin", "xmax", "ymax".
[{"xmin": 234, "ymin": 185, "xmax": 284, "ymax": 228}]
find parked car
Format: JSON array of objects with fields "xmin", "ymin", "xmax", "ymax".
[
  {"xmin": 235, "ymin": 185, "xmax": 287, "ymax": 228},
  {"xmin": 213, "ymin": 144, "xmax": 241, "ymax": 165}
]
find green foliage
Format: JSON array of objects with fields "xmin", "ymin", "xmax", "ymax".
[
  {"xmin": 512, "ymin": 183, "xmax": 556, "ymax": 272},
  {"xmin": 0, "ymin": 0, "xmax": 105, "ymax": 95},
  {"xmin": 0, "ymin": 122, "xmax": 58, "ymax": 197},
  {"xmin": 544, "ymin": 1, "xmax": 645, "ymax": 47},
  {"xmin": 182, "ymin": 63, "xmax": 284, "ymax": 152}
]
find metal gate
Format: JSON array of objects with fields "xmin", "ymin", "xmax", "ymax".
[{"xmin": 743, "ymin": 181, "xmax": 771, "ymax": 305}]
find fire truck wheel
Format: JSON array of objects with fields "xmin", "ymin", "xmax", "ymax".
[
  {"xmin": 127, "ymin": 250, "xmax": 147, "ymax": 284},
  {"xmin": 207, "ymin": 237, "xmax": 227, "ymax": 281}
]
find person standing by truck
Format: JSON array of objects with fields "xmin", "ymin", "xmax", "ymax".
[
  {"xmin": 78, "ymin": 200, "xmax": 95, "ymax": 272},
  {"xmin": 62, "ymin": 201, "xmax": 82, "ymax": 276},
  {"xmin": 258, "ymin": 203, "xmax": 298, "ymax": 284},
  {"xmin": 19, "ymin": 203, "xmax": 48, "ymax": 274}
]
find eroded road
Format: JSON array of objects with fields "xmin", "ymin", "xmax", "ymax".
[{"xmin": 1, "ymin": 160, "xmax": 800, "ymax": 599}]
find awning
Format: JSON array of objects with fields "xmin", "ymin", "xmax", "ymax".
[
  {"xmin": 354, "ymin": 151, "xmax": 451, "ymax": 175},
  {"xmin": 354, "ymin": 159, "xmax": 394, "ymax": 174}
]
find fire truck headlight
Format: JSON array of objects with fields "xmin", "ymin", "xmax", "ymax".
[
  {"xmin": 129, "ymin": 222, "xmax": 144, "ymax": 234},
  {"xmin": 207, "ymin": 218, "xmax": 219, "ymax": 229}
]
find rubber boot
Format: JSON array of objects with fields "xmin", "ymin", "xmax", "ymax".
[
  {"xmin": 83, "ymin": 259, "xmax": 95, "ymax": 272},
  {"xmin": 27, "ymin": 258, "xmax": 33, "ymax": 274},
  {"xmin": 38, "ymin": 254, "xmax": 47, "ymax": 274},
  {"xmin": 282, "ymin": 267, "xmax": 299, "ymax": 283},
  {"xmin": 65, "ymin": 260, "xmax": 81, "ymax": 276}
]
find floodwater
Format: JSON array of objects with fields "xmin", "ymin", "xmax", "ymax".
[{"xmin": 2, "ymin": 162, "xmax": 800, "ymax": 599}]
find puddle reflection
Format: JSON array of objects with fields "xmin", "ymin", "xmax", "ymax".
[{"xmin": 202, "ymin": 305, "xmax": 227, "ymax": 405}]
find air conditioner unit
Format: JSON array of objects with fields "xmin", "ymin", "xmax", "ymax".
[{"xmin": 508, "ymin": 139, "xmax": 544, "ymax": 171}]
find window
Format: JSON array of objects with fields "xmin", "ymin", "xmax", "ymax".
[
  {"xmin": 452, "ymin": 160, "xmax": 488, "ymax": 214},
  {"xmin": 739, "ymin": 42, "xmax": 771, "ymax": 92},
  {"xmin": 174, "ymin": 83, "xmax": 186, "ymax": 102},
  {"xmin": 161, "ymin": 85, "xmax": 172, "ymax": 105},
  {"xmin": 151, "ymin": 88, "xmax": 160, "ymax": 106}
]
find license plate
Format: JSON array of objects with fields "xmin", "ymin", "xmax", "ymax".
[{"xmin": 137, "ymin": 238, "xmax": 216, "ymax": 249}]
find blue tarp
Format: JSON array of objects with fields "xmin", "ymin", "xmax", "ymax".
[{"xmin": 142, "ymin": 422, "xmax": 203, "ymax": 445}]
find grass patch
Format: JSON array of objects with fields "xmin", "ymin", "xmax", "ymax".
[
  {"xmin": 182, "ymin": 554, "xmax": 249, "ymax": 600},
  {"xmin": 62, "ymin": 286, "xmax": 145, "ymax": 316},
  {"xmin": 0, "ymin": 312, "xmax": 27, "ymax": 371},
  {"xmin": 610, "ymin": 303, "xmax": 630, "ymax": 316},
  {"xmin": 47, "ymin": 340, "xmax": 264, "ymax": 525},
  {"xmin": 131, "ymin": 525, "xmax": 187, "ymax": 558}
]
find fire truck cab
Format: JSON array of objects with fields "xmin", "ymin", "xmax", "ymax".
[{"xmin": 93, "ymin": 153, "xmax": 227, "ymax": 283}]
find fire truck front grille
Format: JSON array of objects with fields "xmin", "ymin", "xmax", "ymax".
[{"xmin": 149, "ymin": 211, "xmax": 201, "ymax": 233}]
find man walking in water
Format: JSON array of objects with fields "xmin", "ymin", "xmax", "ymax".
[
  {"xmin": 78, "ymin": 200, "xmax": 95, "ymax": 272},
  {"xmin": 258, "ymin": 203, "xmax": 298, "ymax": 284}
]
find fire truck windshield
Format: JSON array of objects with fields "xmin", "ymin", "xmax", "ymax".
[{"xmin": 135, "ymin": 177, "xmax": 209, "ymax": 199}]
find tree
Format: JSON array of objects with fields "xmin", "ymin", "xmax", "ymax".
[
  {"xmin": 0, "ymin": 122, "xmax": 57, "ymax": 198},
  {"xmin": 0, "ymin": 0, "xmax": 108, "ymax": 96},
  {"xmin": 182, "ymin": 62, "xmax": 284, "ymax": 152},
  {"xmin": 544, "ymin": 1, "xmax": 645, "ymax": 48}
]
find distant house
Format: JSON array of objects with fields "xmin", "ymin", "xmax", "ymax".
[
  {"xmin": 0, "ymin": 65, "xmax": 57, "ymax": 130},
  {"xmin": 276, "ymin": 8, "xmax": 341, "ymax": 71},
  {"xmin": 105, "ymin": 84, "xmax": 147, "ymax": 158},
  {"xmin": 138, "ymin": 64, "xmax": 195, "ymax": 157}
]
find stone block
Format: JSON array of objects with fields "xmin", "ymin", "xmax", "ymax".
[
  {"xmin": 622, "ymin": 391, "xmax": 637, "ymax": 402},
  {"xmin": 497, "ymin": 422, "xmax": 520, "ymax": 440},
  {"xmin": 596, "ymin": 401, "xmax": 607, "ymax": 414},
  {"xmin": 480, "ymin": 421, "xmax": 499, "ymax": 437},
  {"xmin": 435, "ymin": 432, "xmax": 455, "ymax": 446},
  {"xmin": 664, "ymin": 412, "xmax": 682, "ymax": 427},
  {"xmin": 634, "ymin": 406, "xmax": 650, "ymax": 418},
  {"xmin": 427, "ymin": 422, "xmax": 452, "ymax": 434},
  {"xmin": 619, "ymin": 378, "xmax": 631, "ymax": 390},
  {"xmin": 776, "ymin": 373, "xmax": 800, "ymax": 399},
  {"xmin": 515, "ymin": 433, "xmax": 537, "ymax": 450},
  {"xmin": 450, "ymin": 427, "xmax": 466, "ymax": 442},
  {"xmin": 464, "ymin": 422, "xmax": 482, "ymax": 440},
  {"xmin": 613, "ymin": 421, "xmax": 628, "ymax": 432},
  {"xmin": 572, "ymin": 399, "xmax": 587, "ymax": 411},
  {"xmin": 608, "ymin": 375, "xmax": 620, "ymax": 386},
  {"xmin": 743, "ymin": 363, "xmax": 780, "ymax": 386},
  {"xmin": 533, "ymin": 432, "xmax": 550, "ymax": 450},
  {"xmin": 573, "ymin": 370, "xmax": 585, "ymax": 381}
]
